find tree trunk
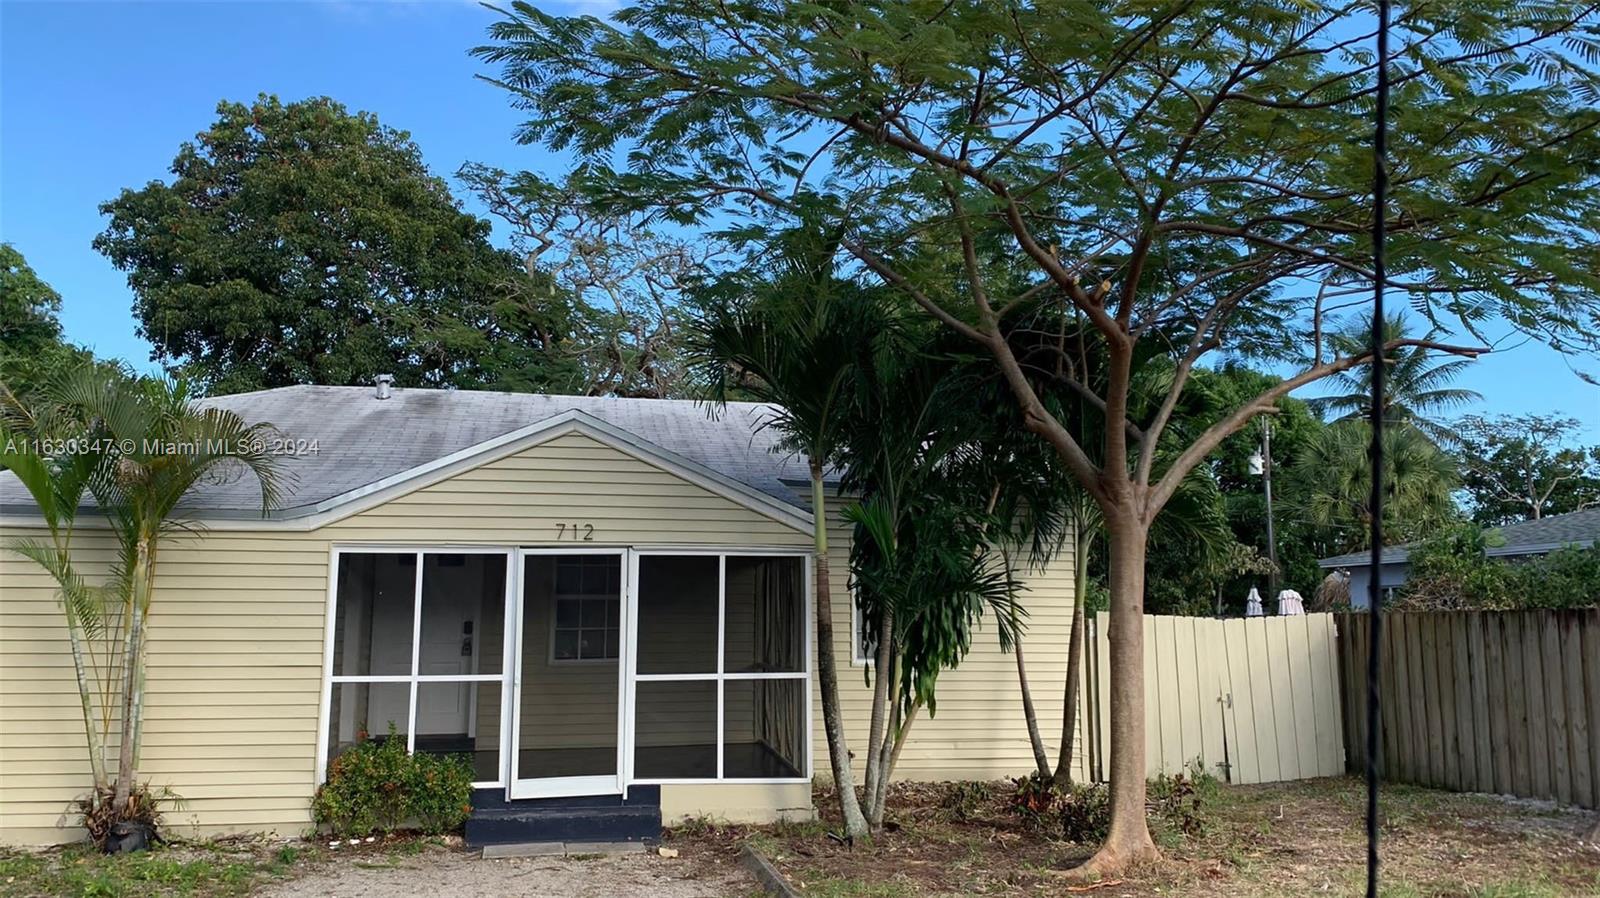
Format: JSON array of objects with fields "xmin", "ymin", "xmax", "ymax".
[
  {"xmin": 1073, "ymin": 508, "xmax": 1159, "ymax": 877},
  {"xmin": 885, "ymin": 701, "xmax": 919, "ymax": 780},
  {"xmin": 1054, "ymin": 520, "xmax": 1091, "ymax": 787},
  {"xmin": 811, "ymin": 465, "xmax": 869, "ymax": 839},
  {"xmin": 863, "ymin": 611, "xmax": 895, "ymax": 829},
  {"xmin": 65, "ymin": 610, "xmax": 108, "ymax": 791},
  {"xmin": 1013, "ymin": 607, "xmax": 1052, "ymax": 780},
  {"xmin": 113, "ymin": 537, "xmax": 153, "ymax": 813}
]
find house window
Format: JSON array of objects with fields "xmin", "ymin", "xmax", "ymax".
[
  {"xmin": 551, "ymin": 556, "xmax": 622, "ymax": 662},
  {"xmin": 632, "ymin": 553, "xmax": 810, "ymax": 782}
]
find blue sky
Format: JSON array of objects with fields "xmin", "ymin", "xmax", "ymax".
[{"xmin": 1, "ymin": 0, "xmax": 1595, "ymax": 436}]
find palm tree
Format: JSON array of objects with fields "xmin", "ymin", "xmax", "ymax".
[
  {"xmin": 45, "ymin": 369, "xmax": 288, "ymax": 816},
  {"xmin": 0, "ymin": 378, "xmax": 118, "ymax": 796},
  {"xmin": 1289, "ymin": 419, "xmax": 1461, "ymax": 555},
  {"xmin": 687, "ymin": 227, "xmax": 884, "ymax": 839},
  {"xmin": 1313, "ymin": 313, "xmax": 1482, "ymax": 444}
]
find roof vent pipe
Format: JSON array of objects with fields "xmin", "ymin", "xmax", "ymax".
[{"xmin": 375, "ymin": 374, "xmax": 394, "ymax": 400}]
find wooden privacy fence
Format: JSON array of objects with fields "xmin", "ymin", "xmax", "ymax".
[
  {"xmin": 1335, "ymin": 609, "xmax": 1600, "ymax": 809},
  {"xmin": 1083, "ymin": 613, "xmax": 1345, "ymax": 785}
]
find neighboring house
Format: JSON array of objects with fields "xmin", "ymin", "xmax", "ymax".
[
  {"xmin": 0, "ymin": 384, "xmax": 1080, "ymax": 847},
  {"xmin": 1318, "ymin": 506, "xmax": 1600, "ymax": 607}
]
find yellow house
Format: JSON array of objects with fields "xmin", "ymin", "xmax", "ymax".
[{"xmin": 0, "ymin": 385, "xmax": 1079, "ymax": 847}]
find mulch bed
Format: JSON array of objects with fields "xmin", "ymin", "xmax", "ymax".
[{"xmin": 668, "ymin": 778, "xmax": 1600, "ymax": 897}]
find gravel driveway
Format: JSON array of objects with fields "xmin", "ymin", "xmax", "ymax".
[{"xmin": 252, "ymin": 845, "xmax": 755, "ymax": 898}]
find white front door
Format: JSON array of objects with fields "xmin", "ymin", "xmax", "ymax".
[{"xmin": 509, "ymin": 548, "xmax": 629, "ymax": 799}]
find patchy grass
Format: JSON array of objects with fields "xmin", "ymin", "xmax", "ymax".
[
  {"xmin": 669, "ymin": 777, "xmax": 1600, "ymax": 897},
  {"xmin": 0, "ymin": 842, "xmax": 296, "ymax": 898},
  {"xmin": 0, "ymin": 833, "xmax": 451, "ymax": 898}
]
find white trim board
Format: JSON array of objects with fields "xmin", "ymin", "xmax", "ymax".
[{"xmin": 0, "ymin": 410, "xmax": 814, "ymax": 535}]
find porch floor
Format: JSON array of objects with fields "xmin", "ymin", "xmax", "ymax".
[{"xmin": 412, "ymin": 737, "xmax": 803, "ymax": 782}]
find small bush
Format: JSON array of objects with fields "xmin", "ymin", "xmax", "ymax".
[
  {"xmin": 312, "ymin": 726, "xmax": 473, "ymax": 837},
  {"xmin": 937, "ymin": 781, "xmax": 990, "ymax": 822},
  {"xmin": 1147, "ymin": 761, "xmax": 1221, "ymax": 838},
  {"xmin": 1056, "ymin": 784, "xmax": 1111, "ymax": 844}
]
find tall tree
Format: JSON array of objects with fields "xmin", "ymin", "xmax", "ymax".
[
  {"xmin": 1456, "ymin": 413, "xmax": 1600, "ymax": 524},
  {"xmin": 1288, "ymin": 419, "xmax": 1462, "ymax": 554},
  {"xmin": 0, "ymin": 245, "xmax": 96, "ymax": 401},
  {"xmin": 460, "ymin": 164, "xmax": 708, "ymax": 398},
  {"xmin": 687, "ymin": 227, "xmax": 882, "ymax": 838},
  {"xmin": 1312, "ymin": 313, "xmax": 1482, "ymax": 444},
  {"xmin": 478, "ymin": 1, "xmax": 1600, "ymax": 873},
  {"xmin": 95, "ymin": 95, "xmax": 572, "ymax": 394}
]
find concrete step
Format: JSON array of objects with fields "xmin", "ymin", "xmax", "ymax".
[{"xmin": 465, "ymin": 803, "xmax": 662, "ymax": 847}]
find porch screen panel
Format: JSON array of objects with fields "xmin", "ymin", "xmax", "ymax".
[
  {"xmin": 324, "ymin": 549, "xmax": 512, "ymax": 789},
  {"xmin": 633, "ymin": 553, "xmax": 809, "ymax": 783}
]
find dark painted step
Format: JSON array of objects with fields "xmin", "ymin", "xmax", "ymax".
[{"xmin": 465, "ymin": 787, "xmax": 662, "ymax": 847}]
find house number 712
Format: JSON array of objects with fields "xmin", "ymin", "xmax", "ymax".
[{"xmin": 555, "ymin": 523, "xmax": 595, "ymax": 541}]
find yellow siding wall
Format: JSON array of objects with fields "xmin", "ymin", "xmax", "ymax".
[
  {"xmin": 814, "ymin": 498, "xmax": 1084, "ymax": 785},
  {"xmin": 0, "ymin": 431, "xmax": 1079, "ymax": 845}
]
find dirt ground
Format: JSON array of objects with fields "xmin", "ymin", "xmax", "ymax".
[
  {"xmin": 250, "ymin": 843, "xmax": 756, "ymax": 898},
  {"xmin": 670, "ymin": 777, "xmax": 1600, "ymax": 897}
]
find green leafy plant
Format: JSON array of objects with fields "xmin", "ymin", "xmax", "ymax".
[
  {"xmin": 311, "ymin": 726, "xmax": 473, "ymax": 838},
  {"xmin": 1056, "ymin": 784, "xmax": 1112, "ymax": 845},
  {"xmin": 1397, "ymin": 525, "xmax": 1600, "ymax": 610},
  {"xmin": 937, "ymin": 781, "xmax": 990, "ymax": 823}
]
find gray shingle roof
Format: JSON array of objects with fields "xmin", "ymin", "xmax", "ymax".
[
  {"xmin": 1318, "ymin": 506, "xmax": 1600, "ymax": 568},
  {"xmin": 0, "ymin": 385, "xmax": 812, "ymax": 518}
]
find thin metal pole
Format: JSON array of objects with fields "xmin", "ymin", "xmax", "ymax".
[
  {"xmin": 1365, "ymin": 2, "xmax": 1392, "ymax": 896},
  {"xmin": 1263, "ymin": 418, "xmax": 1279, "ymax": 599}
]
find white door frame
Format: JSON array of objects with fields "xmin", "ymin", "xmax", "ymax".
[{"xmin": 508, "ymin": 547, "xmax": 630, "ymax": 800}]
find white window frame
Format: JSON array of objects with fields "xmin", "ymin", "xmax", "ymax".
[
  {"xmin": 316, "ymin": 545, "xmax": 516, "ymax": 790},
  {"xmin": 626, "ymin": 548, "xmax": 814, "ymax": 786},
  {"xmin": 546, "ymin": 556, "xmax": 623, "ymax": 665}
]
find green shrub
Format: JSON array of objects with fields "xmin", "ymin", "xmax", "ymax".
[
  {"xmin": 1055, "ymin": 784, "xmax": 1111, "ymax": 844},
  {"xmin": 311, "ymin": 726, "xmax": 474, "ymax": 837},
  {"xmin": 1398, "ymin": 525, "xmax": 1600, "ymax": 610},
  {"xmin": 937, "ymin": 781, "xmax": 990, "ymax": 822}
]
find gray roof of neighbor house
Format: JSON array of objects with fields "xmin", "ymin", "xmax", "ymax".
[
  {"xmin": 1318, "ymin": 506, "xmax": 1600, "ymax": 569},
  {"xmin": 0, "ymin": 385, "xmax": 812, "ymax": 519}
]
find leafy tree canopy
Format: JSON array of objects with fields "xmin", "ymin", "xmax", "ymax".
[
  {"xmin": 0, "ymin": 244, "xmax": 102, "ymax": 402},
  {"xmin": 95, "ymin": 95, "xmax": 577, "ymax": 394},
  {"xmin": 1456, "ymin": 413, "xmax": 1600, "ymax": 525}
]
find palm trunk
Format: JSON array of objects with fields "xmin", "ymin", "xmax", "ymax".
[
  {"xmin": 1013, "ymin": 604, "xmax": 1052, "ymax": 780},
  {"xmin": 862, "ymin": 608, "xmax": 895, "ymax": 826},
  {"xmin": 1053, "ymin": 519, "xmax": 1091, "ymax": 787},
  {"xmin": 864, "ymin": 643, "xmax": 898, "ymax": 829},
  {"xmin": 64, "ymin": 610, "xmax": 109, "ymax": 790},
  {"xmin": 113, "ymin": 537, "xmax": 152, "ymax": 812},
  {"xmin": 1074, "ymin": 507, "xmax": 1157, "ymax": 876},
  {"xmin": 810, "ymin": 464, "xmax": 869, "ymax": 839},
  {"xmin": 885, "ymin": 701, "xmax": 919, "ymax": 780}
]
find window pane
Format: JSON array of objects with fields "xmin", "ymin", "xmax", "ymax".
[
  {"xmin": 416, "ymin": 682, "xmax": 502, "ymax": 783},
  {"xmin": 723, "ymin": 679, "xmax": 806, "ymax": 778},
  {"xmin": 325, "ymin": 682, "xmax": 411, "ymax": 770},
  {"xmin": 580, "ymin": 599, "xmax": 607, "ymax": 628},
  {"xmin": 520, "ymin": 554, "xmax": 621, "ymax": 781},
  {"xmin": 555, "ymin": 599, "xmax": 580, "ymax": 628},
  {"xmin": 636, "ymin": 555, "xmax": 719, "ymax": 674},
  {"xmin": 724, "ymin": 556, "xmax": 806, "ymax": 673},
  {"xmin": 421, "ymin": 553, "xmax": 506, "ymax": 676},
  {"xmin": 578, "ymin": 629, "xmax": 607, "ymax": 660},
  {"xmin": 332, "ymin": 554, "xmax": 415, "ymax": 677},
  {"xmin": 634, "ymin": 681, "xmax": 717, "ymax": 779},
  {"xmin": 553, "ymin": 630, "xmax": 580, "ymax": 661}
]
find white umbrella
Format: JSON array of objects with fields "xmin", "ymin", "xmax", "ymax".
[
  {"xmin": 1245, "ymin": 586, "xmax": 1264, "ymax": 616},
  {"xmin": 1277, "ymin": 589, "xmax": 1306, "ymax": 615}
]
